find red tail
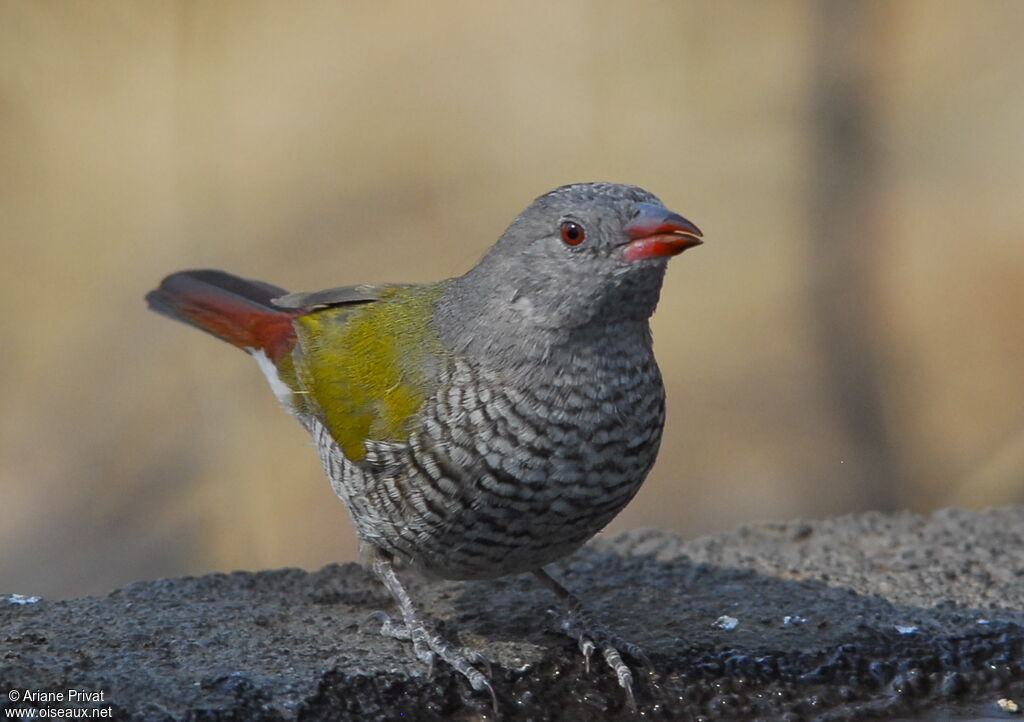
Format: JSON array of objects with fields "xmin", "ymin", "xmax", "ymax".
[{"xmin": 146, "ymin": 270, "xmax": 299, "ymax": 362}]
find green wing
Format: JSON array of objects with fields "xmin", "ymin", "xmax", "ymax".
[{"xmin": 291, "ymin": 283, "xmax": 447, "ymax": 461}]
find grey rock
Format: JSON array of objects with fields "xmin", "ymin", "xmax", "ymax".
[{"xmin": 3, "ymin": 507, "xmax": 1023, "ymax": 720}]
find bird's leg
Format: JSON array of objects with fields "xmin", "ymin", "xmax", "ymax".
[
  {"xmin": 370, "ymin": 556, "xmax": 497, "ymax": 710},
  {"xmin": 534, "ymin": 567, "xmax": 651, "ymax": 709}
]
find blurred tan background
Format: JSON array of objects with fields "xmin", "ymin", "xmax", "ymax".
[{"xmin": 2, "ymin": 1, "xmax": 1023, "ymax": 599}]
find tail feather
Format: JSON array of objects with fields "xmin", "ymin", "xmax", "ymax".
[{"xmin": 146, "ymin": 270, "xmax": 298, "ymax": 362}]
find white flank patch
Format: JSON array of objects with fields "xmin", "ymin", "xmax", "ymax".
[{"xmin": 247, "ymin": 347, "xmax": 294, "ymax": 406}]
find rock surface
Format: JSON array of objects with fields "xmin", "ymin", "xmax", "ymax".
[{"xmin": 2, "ymin": 507, "xmax": 1023, "ymax": 721}]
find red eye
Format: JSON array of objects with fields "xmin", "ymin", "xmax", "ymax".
[{"xmin": 560, "ymin": 221, "xmax": 585, "ymax": 246}]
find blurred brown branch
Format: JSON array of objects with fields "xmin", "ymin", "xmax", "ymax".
[{"xmin": 808, "ymin": 0, "xmax": 905, "ymax": 509}]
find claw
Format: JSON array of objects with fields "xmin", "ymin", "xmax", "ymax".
[
  {"xmin": 464, "ymin": 648, "xmax": 494, "ymax": 677},
  {"xmin": 367, "ymin": 609, "xmax": 392, "ymax": 629},
  {"xmin": 580, "ymin": 637, "xmax": 595, "ymax": 673},
  {"xmin": 467, "ymin": 669, "xmax": 499, "ymax": 713},
  {"xmin": 546, "ymin": 607, "xmax": 567, "ymax": 633},
  {"xmin": 411, "ymin": 636, "xmax": 436, "ymax": 672},
  {"xmin": 622, "ymin": 676, "xmax": 637, "ymax": 711},
  {"xmin": 371, "ymin": 557, "xmax": 497, "ymax": 711},
  {"xmin": 605, "ymin": 644, "xmax": 638, "ymax": 711},
  {"xmin": 636, "ymin": 647, "xmax": 656, "ymax": 674},
  {"xmin": 534, "ymin": 568, "xmax": 649, "ymax": 710},
  {"xmin": 369, "ymin": 610, "xmax": 413, "ymax": 641},
  {"xmin": 605, "ymin": 646, "xmax": 632, "ymax": 688}
]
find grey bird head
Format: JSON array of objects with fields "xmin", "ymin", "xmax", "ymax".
[{"xmin": 436, "ymin": 183, "xmax": 701, "ymax": 357}]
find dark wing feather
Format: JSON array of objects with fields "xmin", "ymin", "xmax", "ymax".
[{"xmin": 272, "ymin": 283, "xmax": 403, "ymax": 309}]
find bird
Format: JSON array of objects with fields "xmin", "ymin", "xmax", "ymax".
[{"xmin": 146, "ymin": 182, "xmax": 702, "ymax": 708}]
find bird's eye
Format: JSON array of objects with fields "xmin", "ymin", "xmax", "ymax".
[{"xmin": 559, "ymin": 221, "xmax": 585, "ymax": 246}]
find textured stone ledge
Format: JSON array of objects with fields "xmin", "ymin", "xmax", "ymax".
[{"xmin": 2, "ymin": 507, "xmax": 1023, "ymax": 721}]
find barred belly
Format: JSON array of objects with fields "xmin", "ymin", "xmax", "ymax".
[{"xmin": 311, "ymin": 336, "xmax": 666, "ymax": 580}]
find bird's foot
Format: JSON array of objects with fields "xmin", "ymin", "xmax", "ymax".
[
  {"xmin": 535, "ymin": 568, "xmax": 650, "ymax": 710},
  {"xmin": 368, "ymin": 610, "xmax": 493, "ymax": 676},
  {"xmin": 371, "ymin": 559, "xmax": 497, "ymax": 711}
]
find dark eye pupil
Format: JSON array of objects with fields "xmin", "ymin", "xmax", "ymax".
[{"xmin": 561, "ymin": 221, "xmax": 584, "ymax": 245}]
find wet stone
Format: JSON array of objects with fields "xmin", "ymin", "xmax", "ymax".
[{"xmin": 1, "ymin": 507, "xmax": 1023, "ymax": 720}]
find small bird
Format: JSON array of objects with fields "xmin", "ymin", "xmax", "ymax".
[{"xmin": 146, "ymin": 182, "xmax": 702, "ymax": 707}]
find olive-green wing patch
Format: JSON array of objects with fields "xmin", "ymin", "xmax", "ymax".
[{"xmin": 292, "ymin": 284, "xmax": 446, "ymax": 461}]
